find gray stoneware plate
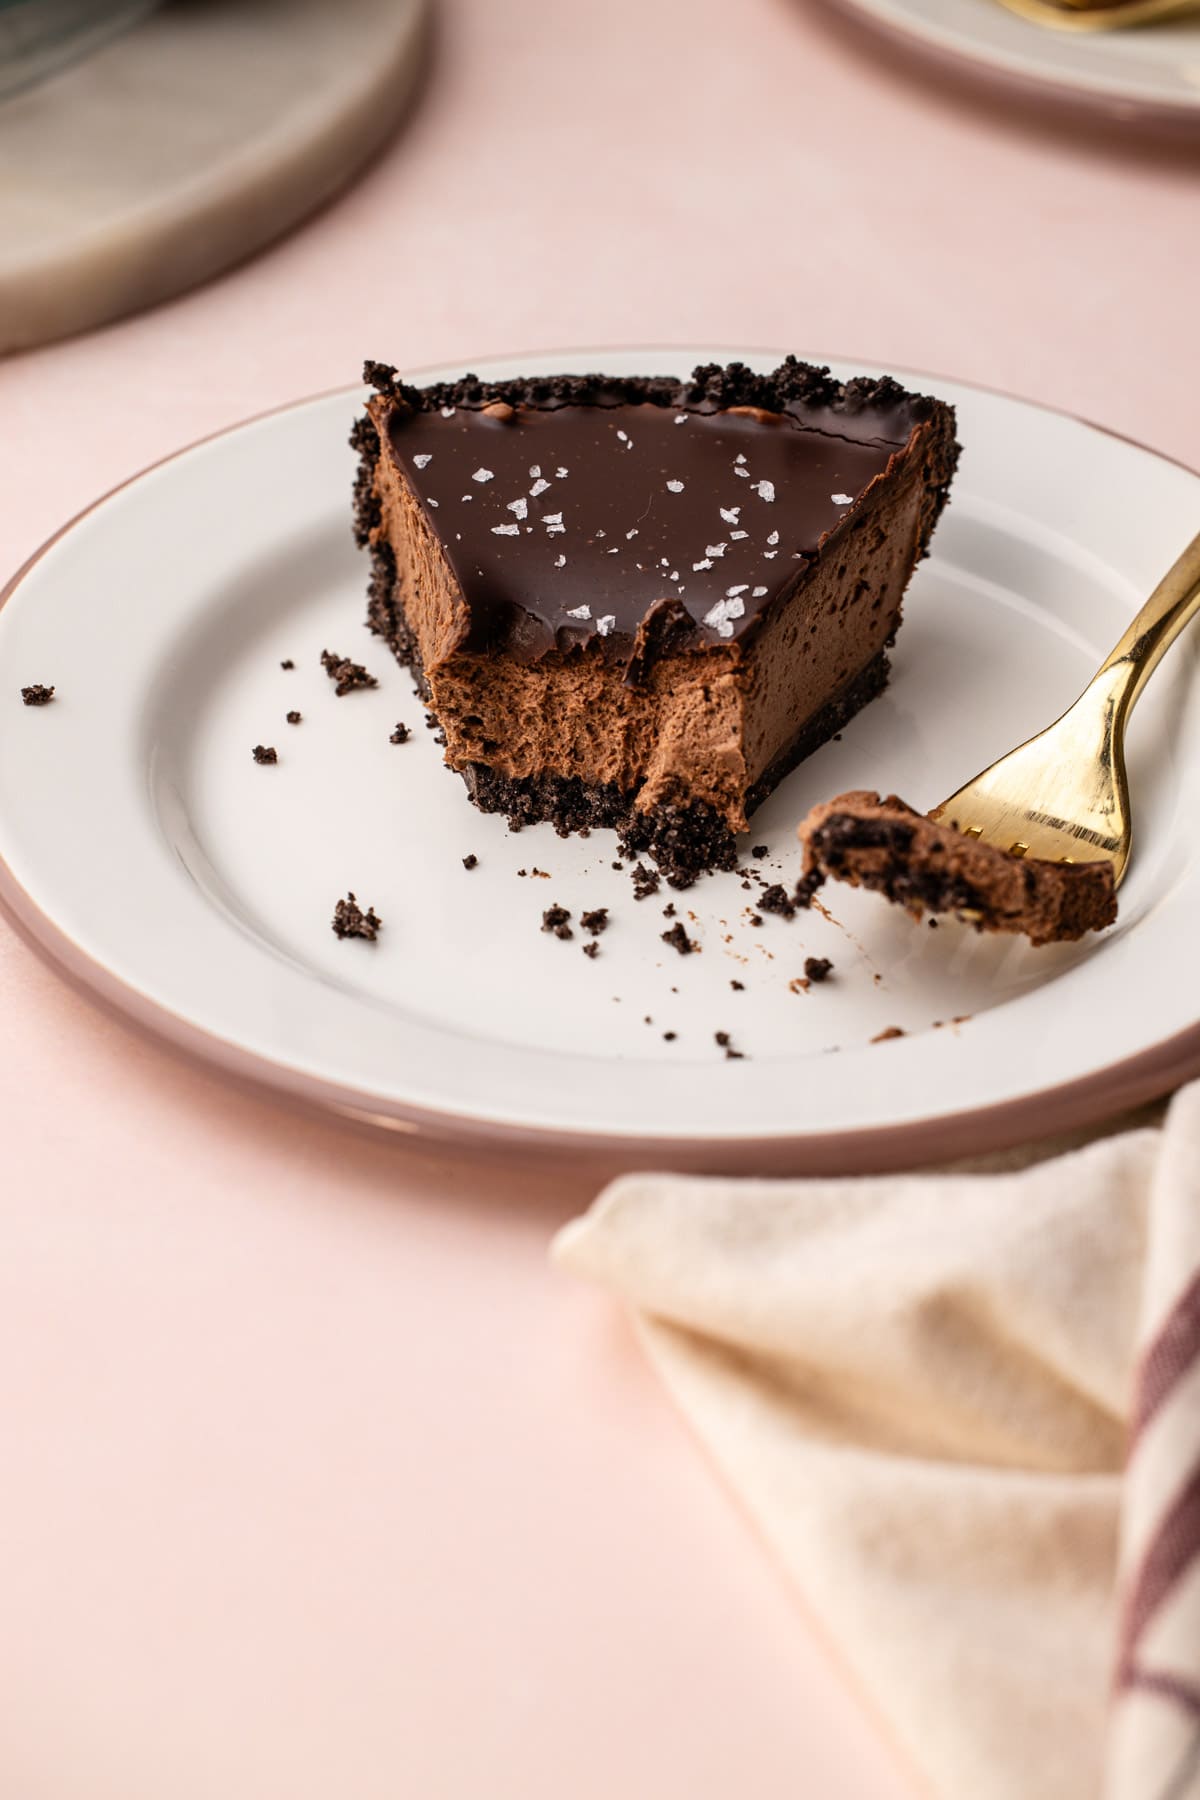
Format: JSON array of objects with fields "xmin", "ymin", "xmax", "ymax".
[{"xmin": 1, "ymin": 345, "xmax": 1198, "ymax": 1171}]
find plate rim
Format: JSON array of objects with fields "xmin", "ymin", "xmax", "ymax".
[
  {"xmin": 3, "ymin": 346, "xmax": 1199, "ymax": 1172},
  {"xmin": 823, "ymin": 0, "xmax": 1200, "ymax": 127}
]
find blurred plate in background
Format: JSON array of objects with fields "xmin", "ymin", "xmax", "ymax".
[{"xmin": 825, "ymin": 0, "xmax": 1200, "ymax": 126}]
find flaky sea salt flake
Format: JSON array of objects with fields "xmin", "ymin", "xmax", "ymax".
[
  {"xmin": 832, "ymin": 492, "xmax": 854, "ymax": 506},
  {"xmin": 726, "ymin": 584, "xmax": 749, "ymax": 598},
  {"xmin": 730, "ymin": 530, "xmax": 748, "ymax": 540},
  {"xmin": 472, "ymin": 467, "xmax": 494, "ymax": 483},
  {"xmin": 767, "ymin": 530, "xmax": 780, "ymax": 545},
  {"xmin": 666, "ymin": 480, "xmax": 685, "ymax": 493},
  {"xmin": 554, "ymin": 554, "xmax": 566, "ymax": 567},
  {"xmin": 720, "ymin": 507, "xmax": 741, "ymax": 525},
  {"xmin": 753, "ymin": 480, "xmax": 776, "ymax": 502},
  {"xmin": 596, "ymin": 614, "xmax": 616, "ymax": 636},
  {"xmin": 566, "ymin": 605, "xmax": 592, "ymax": 620},
  {"xmin": 529, "ymin": 478, "xmax": 551, "ymax": 497},
  {"xmin": 752, "ymin": 585, "xmax": 768, "ymax": 598},
  {"xmin": 507, "ymin": 498, "xmax": 528, "ymax": 519},
  {"xmin": 491, "ymin": 523, "xmax": 519, "ymax": 536},
  {"xmin": 705, "ymin": 543, "xmax": 727, "ymax": 558},
  {"xmin": 693, "ymin": 559, "xmax": 713, "ymax": 571},
  {"xmin": 412, "ymin": 454, "xmax": 432, "ymax": 469}
]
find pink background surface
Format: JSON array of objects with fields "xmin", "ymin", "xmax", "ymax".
[{"xmin": 3, "ymin": 2, "xmax": 1199, "ymax": 1794}]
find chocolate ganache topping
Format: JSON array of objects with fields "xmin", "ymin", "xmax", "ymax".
[{"xmin": 367, "ymin": 361, "xmax": 934, "ymax": 667}]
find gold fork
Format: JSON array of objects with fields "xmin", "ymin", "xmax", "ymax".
[
  {"xmin": 929, "ymin": 530, "xmax": 1200, "ymax": 886},
  {"xmin": 994, "ymin": 0, "xmax": 1200, "ymax": 31}
]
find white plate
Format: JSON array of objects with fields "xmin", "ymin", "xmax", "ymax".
[
  {"xmin": 829, "ymin": 0, "xmax": 1200, "ymax": 126},
  {"xmin": 2, "ymin": 347, "xmax": 1199, "ymax": 1171}
]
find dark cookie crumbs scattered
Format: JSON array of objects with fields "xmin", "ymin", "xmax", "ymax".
[
  {"xmin": 631, "ymin": 862, "xmax": 661, "ymax": 901},
  {"xmin": 751, "ymin": 846, "xmax": 769, "ymax": 860},
  {"xmin": 20, "ymin": 685, "xmax": 54, "ymax": 706},
  {"xmin": 252, "ymin": 745, "xmax": 277, "ymax": 764},
  {"xmin": 580, "ymin": 908, "xmax": 609, "ymax": 935},
  {"xmin": 611, "ymin": 861, "xmax": 624, "ymax": 871},
  {"xmin": 715, "ymin": 1031, "xmax": 745, "ymax": 1061},
  {"xmin": 730, "ymin": 979, "xmax": 745, "ymax": 991},
  {"xmin": 462, "ymin": 854, "xmax": 478, "ymax": 870},
  {"xmin": 663, "ymin": 1031, "xmax": 677, "ymax": 1041},
  {"xmin": 741, "ymin": 880, "xmax": 753, "ymax": 891},
  {"xmin": 332, "ymin": 892, "xmax": 382, "ymax": 941},
  {"xmin": 748, "ymin": 913, "xmax": 763, "ymax": 927},
  {"xmin": 286, "ymin": 711, "xmax": 302, "ymax": 725},
  {"xmin": 542, "ymin": 903, "xmax": 573, "ymax": 940},
  {"xmin": 759, "ymin": 884, "xmax": 796, "ymax": 919},
  {"xmin": 872, "ymin": 1025, "xmax": 906, "ymax": 1043},
  {"xmin": 390, "ymin": 722, "xmax": 410, "ymax": 744},
  {"xmin": 320, "ymin": 649, "xmax": 378, "ymax": 696},
  {"xmin": 804, "ymin": 956, "xmax": 834, "ymax": 983},
  {"xmin": 662, "ymin": 902, "xmax": 677, "ymax": 918},
  {"xmin": 280, "ymin": 659, "xmax": 295, "ymax": 670},
  {"xmin": 582, "ymin": 941, "xmax": 600, "ymax": 958},
  {"xmin": 661, "ymin": 921, "xmax": 696, "ymax": 956}
]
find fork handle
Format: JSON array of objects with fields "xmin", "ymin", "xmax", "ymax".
[{"xmin": 1097, "ymin": 528, "xmax": 1200, "ymax": 721}]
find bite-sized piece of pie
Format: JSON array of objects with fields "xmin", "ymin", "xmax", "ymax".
[
  {"xmin": 352, "ymin": 359, "xmax": 959, "ymax": 885},
  {"xmin": 797, "ymin": 790, "xmax": 1118, "ymax": 946}
]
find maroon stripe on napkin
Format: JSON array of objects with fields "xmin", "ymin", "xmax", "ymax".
[
  {"xmin": 1117, "ymin": 1462, "xmax": 1200, "ymax": 1695},
  {"xmin": 1131, "ymin": 1270, "xmax": 1200, "ymax": 1447},
  {"xmin": 1123, "ymin": 1666, "xmax": 1200, "ymax": 1721}
]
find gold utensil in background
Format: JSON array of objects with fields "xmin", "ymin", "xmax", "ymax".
[
  {"xmin": 994, "ymin": 0, "xmax": 1200, "ymax": 31},
  {"xmin": 930, "ymin": 531, "xmax": 1200, "ymax": 887}
]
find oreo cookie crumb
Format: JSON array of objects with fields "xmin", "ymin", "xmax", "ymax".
[
  {"xmin": 804, "ymin": 956, "xmax": 834, "ymax": 983},
  {"xmin": 748, "ymin": 912, "xmax": 763, "ymax": 927},
  {"xmin": 462, "ymin": 854, "xmax": 478, "ymax": 870},
  {"xmin": 751, "ymin": 845, "xmax": 769, "ymax": 859},
  {"xmin": 332, "ymin": 892, "xmax": 381, "ymax": 941},
  {"xmin": 662, "ymin": 902, "xmax": 676, "ymax": 918},
  {"xmin": 252, "ymin": 745, "xmax": 277, "ymax": 765},
  {"xmin": 661, "ymin": 921, "xmax": 695, "ymax": 956},
  {"xmin": 390, "ymin": 722, "xmax": 410, "ymax": 744},
  {"xmin": 872, "ymin": 1025, "xmax": 906, "ymax": 1043},
  {"xmin": 20, "ymin": 684, "xmax": 54, "ymax": 706},
  {"xmin": 280, "ymin": 659, "xmax": 295, "ymax": 670},
  {"xmin": 542, "ymin": 903, "xmax": 573, "ymax": 940},
  {"xmin": 582, "ymin": 941, "xmax": 600, "ymax": 959},
  {"xmin": 632, "ymin": 862, "xmax": 660, "ymax": 901},
  {"xmin": 730, "ymin": 979, "xmax": 745, "ymax": 991},
  {"xmin": 760, "ymin": 883, "xmax": 796, "ymax": 919},
  {"xmin": 715, "ymin": 1031, "xmax": 745, "ymax": 1061},
  {"xmin": 929, "ymin": 917, "xmax": 939, "ymax": 929},
  {"xmin": 663, "ymin": 1031, "xmax": 677, "ymax": 1041},
  {"xmin": 320, "ymin": 649, "xmax": 378, "ymax": 696},
  {"xmin": 286, "ymin": 711, "xmax": 302, "ymax": 725},
  {"xmin": 580, "ymin": 908, "xmax": 609, "ymax": 935},
  {"xmin": 611, "ymin": 861, "xmax": 624, "ymax": 871}
]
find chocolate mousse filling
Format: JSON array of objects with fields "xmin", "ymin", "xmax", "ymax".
[
  {"xmin": 353, "ymin": 359, "xmax": 959, "ymax": 884},
  {"xmin": 798, "ymin": 790, "xmax": 1118, "ymax": 945}
]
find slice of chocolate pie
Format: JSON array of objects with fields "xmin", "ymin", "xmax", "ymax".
[{"xmin": 352, "ymin": 359, "xmax": 958, "ymax": 884}]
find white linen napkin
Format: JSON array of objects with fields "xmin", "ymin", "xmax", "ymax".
[{"xmin": 553, "ymin": 1084, "xmax": 1200, "ymax": 1800}]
